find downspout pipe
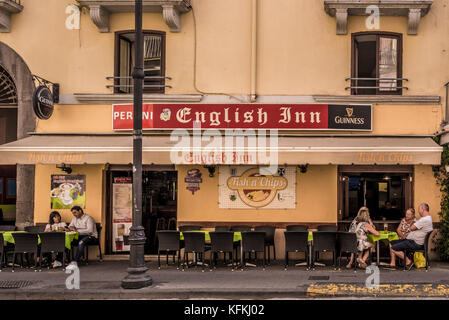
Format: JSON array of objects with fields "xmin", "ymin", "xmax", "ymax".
[
  {"xmin": 250, "ymin": 0, "xmax": 257, "ymax": 102},
  {"xmin": 444, "ymin": 81, "xmax": 449, "ymax": 128}
]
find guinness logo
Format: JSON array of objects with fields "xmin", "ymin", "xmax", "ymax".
[{"xmin": 346, "ymin": 107, "xmax": 353, "ymax": 117}]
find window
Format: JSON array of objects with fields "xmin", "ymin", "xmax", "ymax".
[
  {"xmin": 6, "ymin": 178, "xmax": 16, "ymax": 198},
  {"xmin": 0, "ymin": 178, "xmax": 3, "ymax": 195},
  {"xmin": 351, "ymin": 32, "xmax": 403, "ymax": 95},
  {"xmin": 115, "ymin": 30, "xmax": 166, "ymax": 94}
]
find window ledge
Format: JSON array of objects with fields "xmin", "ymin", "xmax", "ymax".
[
  {"xmin": 76, "ymin": 0, "xmax": 191, "ymax": 33},
  {"xmin": 0, "ymin": 0, "xmax": 23, "ymax": 33},
  {"xmin": 313, "ymin": 95, "xmax": 440, "ymax": 105},
  {"xmin": 71, "ymin": 93, "xmax": 203, "ymax": 104},
  {"xmin": 324, "ymin": 0, "xmax": 433, "ymax": 35}
]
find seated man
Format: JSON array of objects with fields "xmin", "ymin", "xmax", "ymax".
[
  {"xmin": 388, "ymin": 203, "xmax": 433, "ymax": 269},
  {"xmin": 67, "ymin": 206, "xmax": 98, "ymax": 268}
]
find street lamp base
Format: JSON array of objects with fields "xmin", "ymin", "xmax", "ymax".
[{"xmin": 121, "ymin": 273, "xmax": 153, "ymax": 289}]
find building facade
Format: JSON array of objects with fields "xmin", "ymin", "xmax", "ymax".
[{"xmin": 0, "ymin": 0, "xmax": 448, "ymax": 259}]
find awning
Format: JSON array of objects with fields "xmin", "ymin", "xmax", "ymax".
[{"xmin": 0, "ymin": 134, "xmax": 442, "ymax": 165}]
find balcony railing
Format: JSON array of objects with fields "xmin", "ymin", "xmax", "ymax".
[
  {"xmin": 345, "ymin": 77, "xmax": 408, "ymax": 95},
  {"xmin": 106, "ymin": 76, "xmax": 173, "ymax": 94},
  {"xmin": 0, "ymin": 0, "xmax": 24, "ymax": 32}
]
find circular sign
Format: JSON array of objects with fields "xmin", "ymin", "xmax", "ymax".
[{"xmin": 33, "ymin": 86, "xmax": 54, "ymax": 120}]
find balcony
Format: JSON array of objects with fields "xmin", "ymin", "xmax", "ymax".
[
  {"xmin": 324, "ymin": 0, "xmax": 433, "ymax": 35},
  {"xmin": 77, "ymin": 0, "xmax": 191, "ymax": 33},
  {"xmin": 0, "ymin": 0, "xmax": 23, "ymax": 32}
]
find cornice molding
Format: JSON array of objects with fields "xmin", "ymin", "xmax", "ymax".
[{"xmin": 0, "ymin": 0, "xmax": 23, "ymax": 33}]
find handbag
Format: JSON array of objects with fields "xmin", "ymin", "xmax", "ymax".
[{"xmin": 413, "ymin": 252, "xmax": 426, "ymax": 268}]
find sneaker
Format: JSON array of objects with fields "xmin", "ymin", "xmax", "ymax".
[
  {"xmin": 66, "ymin": 261, "xmax": 78, "ymax": 270},
  {"xmin": 52, "ymin": 260, "xmax": 62, "ymax": 268}
]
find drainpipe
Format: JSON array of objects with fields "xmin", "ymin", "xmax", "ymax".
[
  {"xmin": 250, "ymin": 0, "xmax": 257, "ymax": 102},
  {"xmin": 444, "ymin": 81, "xmax": 449, "ymax": 129}
]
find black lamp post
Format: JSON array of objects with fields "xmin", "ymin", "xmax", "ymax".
[{"xmin": 121, "ymin": 0, "xmax": 152, "ymax": 289}]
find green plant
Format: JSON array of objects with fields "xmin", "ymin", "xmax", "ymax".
[{"xmin": 433, "ymin": 135, "xmax": 449, "ymax": 260}]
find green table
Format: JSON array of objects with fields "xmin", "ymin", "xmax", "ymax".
[
  {"xmin": 367, "ymin": 231, "xmax": 399, "ymax": 265},
  {"xmin": 1, "ymin": 231, "xmax": 79, "ymax": 250},
  {"xmin": 180, "ymin": 231, "xmax": 242, "ymax": 242}
]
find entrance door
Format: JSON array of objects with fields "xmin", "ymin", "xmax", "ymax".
[
  {"xmin": 107, "ymin": 168, "xmax": 177, "ymax": 255},
  {"xmin": 338, "ymin": 166, "xmax": 413, "ymax": 222}
]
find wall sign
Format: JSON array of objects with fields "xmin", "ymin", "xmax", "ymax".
[
  {"xmin": 112, "ymin": 177, "xmax": 132, "ymax": 252},
  {"xmin": 33, "ymin": 86, "xmax": 54, "ymax": 120},
  {"xmin": 219, "ymin": 166, "xmax": 296, "ymax": 209},
  {"xmin": 185, "ymin": 169, "xmax": 202, "ymax": 194},
  {"xmin": 113, "ymin": 104, "xmax": 372, "ymax": 131},
  {"xmin": 50, "ymin": 175, "xmax": 85, "ymax": 209}
]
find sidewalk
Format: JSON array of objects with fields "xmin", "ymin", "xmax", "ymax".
[{"xmin": 0, "ymin": 259, "xmax": 449, "ymax": 299}]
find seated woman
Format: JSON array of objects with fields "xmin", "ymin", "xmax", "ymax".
[
  {"xmin": 44, "ymin": 211, "xmax": 67, "ymax": 268},
  {"xmin": 347, "ymin": 207, "xmax": 380, "ymax": 269},
  {"xmin": 388, "ymin": 207, "xmax": 416, "ymax": 267},
  {"xmin": 45, "ymin": 211, "xmax": 67, "ymax": 232}
]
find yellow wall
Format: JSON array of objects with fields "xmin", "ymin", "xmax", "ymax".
[
  {"xmin": 34, "ymin": 164, "xmax": 107, "ymax": 251},
  {"xmin": 177, "ymin": 165, "xmax": 338, "ymax": 223},
  {"xmin": 414, "ymin": 165, "xmax": 441, "ymax": 223}
]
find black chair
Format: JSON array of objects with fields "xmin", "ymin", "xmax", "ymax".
[
  {"xmin": 336, "ymin": 232, "xmax": 358, "ymax": 271},
  {"xmin": 241, "ymin": 231, "xmax": 266, "ymax": 270},
  {"xmin": 25, "ymin": 226, "xmax": 46, "ymax": 234},
  {"xmin": 286, "ymin": 225, "xmax": 308, "ymax": 232},
  {"xmin": 215, "ymin": 226, "xmax": 231, "ymax": 232},
  {"xmin": 0, "ymin": 225, "xmax": 16, "ymax": 231},
  {"xmin": 209, "ymin": 231, "xmax": 235, "ymax": 271},
  {"xmin": 183, "ymin": 232, "xmax": 207, "ymax": 272},
  {"xmin": 72, "ymin": 224, "xmax": 103, "ymax": 264},
  {"xmin": 284, "ymin": 231, "xmax": 309, "ymax": 270},
  {"xmin": 0, "ymin": 233, "xmax": 4, "ymax": 271},
  {"xmin": 317, "ymin": 225, "xmax": 338, "ymax": 232},
  {"xmin": 157, "ymin": 231, "xmax": 182, "ymax": 270},
  {"xmin": 230, "ymin": 225, "xmax": 252, "ymax": 232},
  {"xmin": 254, "ymin": 226, "xmax": 276, "ymax": 264},
  {"xmin": 403, "ymin": 231, "xmax": 433, "ymax": 271},
  {"xmin": 11, "ymin": 233, "xmax": 39, "ymax": 272},
  {"xmin": 38, "ymin": 232, "xmax": 66, "ymax": 271},
  {"xmin": 311, "ymin": 231, "xmax": 337, "ymax": 269},
  {"xmin": 179, "ymin": 226, "xmax": 202, "ymax": 232}
]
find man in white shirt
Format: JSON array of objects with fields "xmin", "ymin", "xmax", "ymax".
[
  {"xmin": 388, "ymin": 203, "xmax": 433, "ymax": 269},
  {"xmin": 67, "ymin": 206, "xmax": 98, "ymax": 268}
]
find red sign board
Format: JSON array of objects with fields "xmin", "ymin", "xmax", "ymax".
[{"xmin": 112, "ymin": 104, "xmax": 372, "ymax": 131}]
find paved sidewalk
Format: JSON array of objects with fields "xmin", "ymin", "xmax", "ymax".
[{"xmin": 0, "ymin": 260, "xmax": 449, "ymax": 299}]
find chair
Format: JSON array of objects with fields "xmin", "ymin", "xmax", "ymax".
[
  {"xmin": 241, "ymin": 231, "xmax": 266, "ymax": 270},
  {"xmin": 168, "ymin": 217, "xmax": 177, "ymax": 230},
  {"xmin": 311, "ymin": 231, "xmax": 337, "ymax": 269},
  {"xmin": 73, "ymin": 224, "xmax": 103, "ymax": 264},
  {"xmin": 38, "ymin": 232, "xmax": 66, "ymax": 271},
  {"xmin": 403, "ymin": 231, "xmax": 433, "ymax": 271},
  {"xmin": 336, "ymin": 232, "xmax": 358, "ymax": 271},
  {"xmin": 254, "ymin": 226, "xmax": 276, "ymax": 264},
  {"xmin": 11, "ymin": 233, "xmax": 39, "ymax": 272},
  {"xmin": 284, "ymin": 231, "xmax": 309, "ymax": 270},
  {"xmin": 317, "ymin": 225, "xmax": 338, "ymax": 232},
  {"xmin": 157, "ymin": 231, "xmax": 182, "ymax": 270},
  {"xmin": 286, "ymin": 225, "xmax": 308, "ymax": 232},
  {"xmin": 209, "ymin": 231, "xmax": 235, "ymax": 271},
  {"xmin": 0, "ymin": 225, "xmax": 16, "ymax": 231},
  {"xmin": 25, "ymin": 226, "xmax": 46, "ymax": 234},
  {"xmin": 0, "ymin": 233, "xmax": 4, "ymax": 271},
  {"xmin": 183, "ymin": 232, "xmax": 207, "ymax": 272},
  {"xmin": 178, "ymin": 225, "xmax": 202, "ymax": 232},
  {"xmin": 230, "ymin": 225, "xmax": 252, "ymax": 232},
  {"xmin": 215, "ymin": 226, "xmax": 231, "ymax": 232}
]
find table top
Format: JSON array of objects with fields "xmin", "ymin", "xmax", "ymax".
[
  {"xmin": 367, "ymin": 231, "xmax": 399, "ymax": 243},
  {"xmin": 1, "ymin": 230, "xmax": 79, "ymax": 250}
]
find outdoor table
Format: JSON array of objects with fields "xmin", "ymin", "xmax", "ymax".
[
  {"xmin": 0, "ymin": 231, "xmax": 79, "ymax": 250},
  {"xmin": 367, "ymin": 231, "xmax": 399, "ymax": 265}
]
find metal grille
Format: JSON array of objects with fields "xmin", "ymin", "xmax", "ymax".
[
  {"xmin": 0, "ymin": 280, "xmax": 34, "ymax": 289},
  {"xmin": 308, "ymin": 276, "xmax": 330, "ymax": 281},
  {"xmin": 0, "ymin": 65, "xmax": 17, "ymax": 105}
]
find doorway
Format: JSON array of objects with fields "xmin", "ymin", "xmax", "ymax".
[
  {"xmin": 107, "ymin": 167, "xmax": 178, "ymax": 254},
  {"xmin": 338, "ymin": 166, "xmax": 413, "ymax": 222}
]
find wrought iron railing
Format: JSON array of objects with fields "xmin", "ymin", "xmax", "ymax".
[
  {"xmin": 345, "ymin": 77, "xmax": 408, "ymax": 94},
  {"xmin": 106, "ymin": 76, "xmax": 172, "ymax": 92}
]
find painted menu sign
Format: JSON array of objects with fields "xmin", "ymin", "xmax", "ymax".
[
  {"xmin": 112, "ymin": 177, "xmax": 132, "ymax": 252},
  {"xmin": 219, "ymin": 166, "xmax": 296, "ymax": 209},
  {"xmin": 112, "ymin": 104, "xmax": 372, "ymax": 131},
  {"xmin": 50, "ymin": 175, "xmax": 86, "ymax": 209}
]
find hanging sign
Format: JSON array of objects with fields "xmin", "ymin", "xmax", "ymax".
[
  {"xmin": 185, "ymin": 169, "xmax": 202, "ymax": 194},
  {"xmin": 33, "ymin": 86, "xmax": 54, "ymax": 120}
]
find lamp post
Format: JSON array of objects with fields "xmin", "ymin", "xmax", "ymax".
[{"xmin": 121, "ymin": 0, "xmax": 152, "ymax": 289}]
